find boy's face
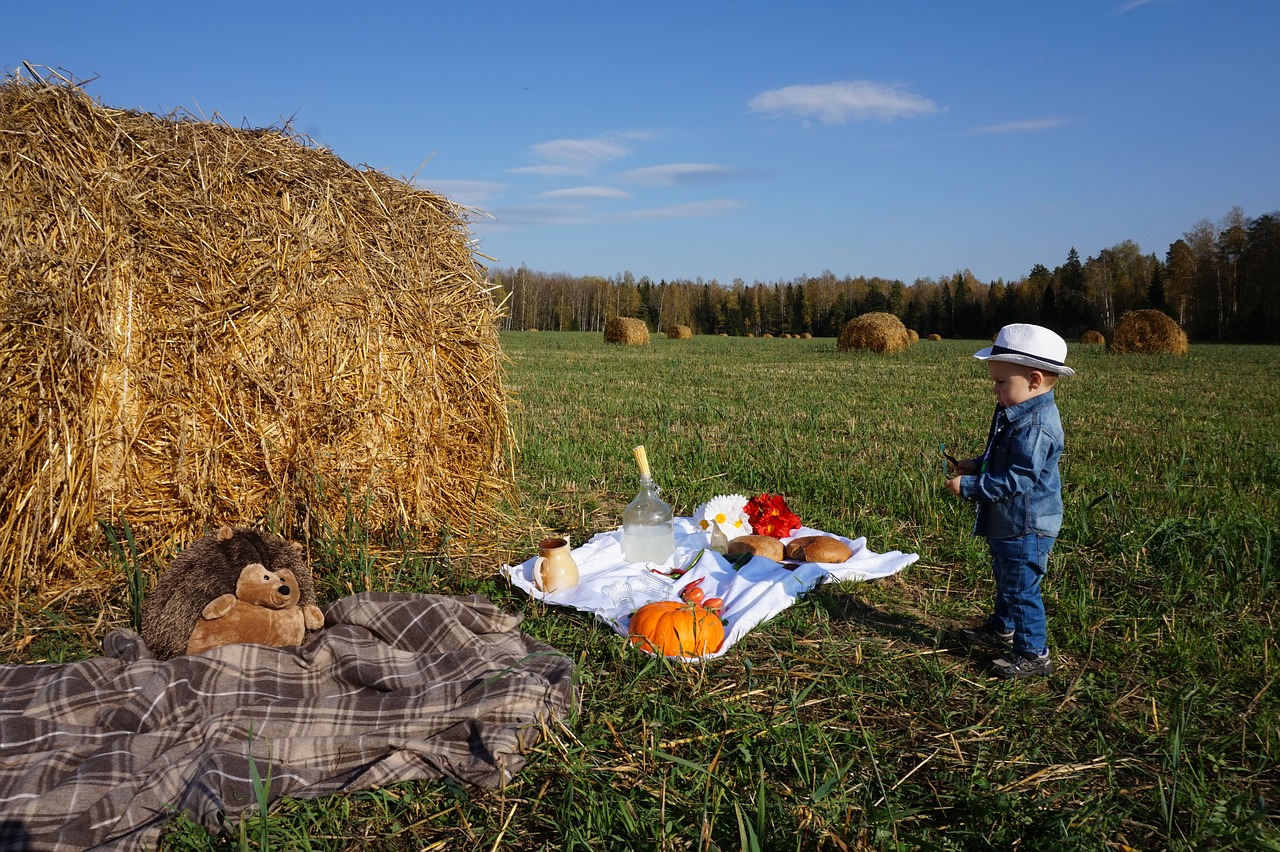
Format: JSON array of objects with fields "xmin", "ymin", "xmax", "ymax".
[{"xmin": 987, "ymin": 360, "xmax": 1048, "ymax": 408}]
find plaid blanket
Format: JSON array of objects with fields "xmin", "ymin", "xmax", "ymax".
[{"xmin": 0, "ymin": 592, "xmax": 574, "ymax": 851}]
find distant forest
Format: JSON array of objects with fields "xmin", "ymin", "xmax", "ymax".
[{"xmin": 492, "ymin": 206, "xmax": 1280, "ymax": 343}]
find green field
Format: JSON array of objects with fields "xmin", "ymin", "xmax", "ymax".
[{"xmin": 16, "ymin": 333, "xmax": 1280, "ymax": 849}]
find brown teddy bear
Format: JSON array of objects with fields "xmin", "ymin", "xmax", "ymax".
[
  {"xmin": 141, "ymin": 525, "xmax": 322, "ymax": 660},
  {"xmin": 185, "ymin": 563, "xmax": 325, "ymax": 655}
]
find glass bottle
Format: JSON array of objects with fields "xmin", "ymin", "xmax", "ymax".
[{"xmin": 622, "ymin": 445, "xmax": 676, "ymax": 564}]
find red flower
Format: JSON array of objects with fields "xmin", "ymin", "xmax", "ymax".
[{"xmin": 744, "ymin": 493, "xmax": 802, "ymax": 539}]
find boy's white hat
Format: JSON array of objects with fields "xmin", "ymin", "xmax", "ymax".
[{"xmin": 974, "ymin": 323, "xmax": 1075, "ymax": 377}]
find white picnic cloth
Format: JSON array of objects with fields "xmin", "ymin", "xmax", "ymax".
[{"xmin": 501, "ymin": 518, "xmax": 918, "ymax": 661}]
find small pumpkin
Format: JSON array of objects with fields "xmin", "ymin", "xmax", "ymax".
[{"xmin": 628, "ymin": 600, "xmax": 725, "ymax": 657}]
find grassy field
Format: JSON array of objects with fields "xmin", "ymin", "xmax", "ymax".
[{"xmin": 8, "ymin": 333, "xmax": 1279, "ymax": 850}]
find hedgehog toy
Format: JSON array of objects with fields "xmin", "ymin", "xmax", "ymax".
[{"xmin": 140, "ymin": 525, "xmax": 323, "ymax": 660}]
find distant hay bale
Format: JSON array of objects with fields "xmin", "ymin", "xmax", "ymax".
[
  {"xmin": 665, "ymin": 324, "xmax": 692, "ymax": 339},
  {"xmin": 604, "ymin": 316, "xmax": 649, "ymax": 345},
  {"xmin": 927, "ymin": 333, "xmax": 943, "ymax": 341},
  {"xmin": 762, "ymin": 333, "xmax": 774, "ymax": 339},
  {"xmin": 837, "ymin": 312, "xmax": 911, "ymax": 354},
  {"xmin": 801, "ymin": 332, "xmax": 813, "ymax": 340},
  {"xmin": 0, "ymin": 72, "xmax": 511, "ymax": 590},
  {"xmin": 1110, "ymin": 310, "xmax": 1188, "ymax": 355},
  {"xmin": 1080, "ymin": 330, "xmax": 1105, "ymax": 345},
  {"xmin": 527, "ymin": 327, "xmax": 539, "ymax": 333},
  {"xmin": 746, "ymin": 333, "xmax": 755, "ymax": 338}
]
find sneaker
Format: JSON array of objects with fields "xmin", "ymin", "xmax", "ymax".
[
  {"xmin": 992, "ymin": 651, "xmax": 1052, "ymax": 679},
  {"xmin": 960, "ymin": 619, "xmax": 1014, "ymax": 649}
]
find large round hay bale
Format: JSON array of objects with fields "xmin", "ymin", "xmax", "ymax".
[
  {"xmin": 906, "ymin": 329, "xmax": 920, "ymax": 344},
  {"xmin": 1110, "ymin": 310, "xmax": 1188, "ymax": 355},
  {"xmin": 604, "ymin": 316, "xmax": 649, "ymax": 345},
  {"xmin": 0, "ymin": 74, "xmax": 511, "ymax": 590},
  {"xmin": 665, "ymin": 324, "xmax": 692, "ymax": 339},
  {"xmin": 837, "ymin": 312, "xmax": 911, "ymax": 354},
  {"xmin": 1080, "ymin": 330, "xmax": 1105, "ymax": 345}
]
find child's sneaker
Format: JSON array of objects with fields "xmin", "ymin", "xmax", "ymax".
[
  {"xmin": 992, "ymin": 650, "xmax": 1052, "ymax": 679},
  {"xmin": 960, "ymin": 618, "xmax": 1014, "ymax": 649}
]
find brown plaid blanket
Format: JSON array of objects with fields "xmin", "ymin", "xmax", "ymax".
[{"xmin": 0, "ymin": 592, "xmax": 574, "ymax": 851}]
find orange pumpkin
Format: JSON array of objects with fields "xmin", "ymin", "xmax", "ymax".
[{"xmin": 627, "ymin": 600, "xmax": 725, "ymax": 657}]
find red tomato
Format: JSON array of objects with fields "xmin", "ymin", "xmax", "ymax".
[
  {"xmin": 702, "ymin": 597, "xmax": 724, "ymax": 611},
  {"xmin": 681, "ymin": 585, "xmax": 706, "ymax": 604}
]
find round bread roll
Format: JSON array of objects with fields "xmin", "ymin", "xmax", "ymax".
[
  {"xmin": 783, "ymin": 535, "xmax": 852, "ymax": 563},
  {"xmin": 726, "ymin": 534, "xmax": 784, "ymax": 562}
]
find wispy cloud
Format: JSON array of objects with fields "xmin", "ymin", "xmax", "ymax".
[
  {"xmin": 422, "ymin": 179, "xmax": 506, "ymax": 206},
  {"xmin": 487, "ymin": 203, "xmax": 586, "ymax": 227},
  {"xmin": 618, "ymin": 163, "xmax": 749, "ymax": 186},
  {"xmin": 1114, "ymin": 0, "xmax": 1171, "ymax": 13},
  {"xmin": 618, "ymin": 199, "xmax": 743, "ymax": 220},
  {"xmin": 539, "ymin": 186, "xmax": 632, "ymax": 200},
  {"xmin": 970, "ymin": 117, "xmax": 1073, "ymax": 135},
  {"xmin": 513, "ymin": 130, "xmax": 656, "ymax": 175},
  {"xmin": 748, "ymin": 80, "xmax": 938, "ymax": 125}
]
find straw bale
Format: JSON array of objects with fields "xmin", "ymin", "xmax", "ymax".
[
  {"xmin": 927, "ymin": 333, "xmax": 942, "ymax": 341},
  {"xmin": 801, "ymin": 332, "xmax": 813, "ymax": 340},
  {"xmin": 0, "ymin": 71, "xmax": 512, "ymax": 590},
  {"xmin": 665, "ymin": 324, "xmax": 693, "ymax": 340},
  {"xmin": 1080, "ymin": 330, "xmax": 1105, "ymax": 345},
  {"xmin": 837, "ymin": 312, "xmax": 911, "ymax": 354},
  {"xmin": 762, "ymin": 333, "xmax": 774, "ymax": 339},
  {"xmin": 1110, "ymin": 309, "xmax": 1188, "ymax": 355},
  {"xmin": 905, "ymin": 328, "xmax": 920, "ymax": 344},
  {"xmin": 604, "ymin": 316, "xmax": 648, "ymax": 345}
]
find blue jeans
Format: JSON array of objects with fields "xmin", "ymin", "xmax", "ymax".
[{"xmin": 986, "ymin": 534, "xmax": 1054, "ymax": 657}]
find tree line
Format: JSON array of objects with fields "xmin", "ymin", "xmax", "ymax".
[{"xmin": 491, "ymin": 206, "xmax": 1280, "ymax": 343}]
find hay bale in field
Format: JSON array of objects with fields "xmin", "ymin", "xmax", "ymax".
[
  {"xmin": 906, "ymin": 329, "xmax": 920, "ymax": 344},
  {"xmin": 762, "ymin": 332, "xmax": 774, "ymax": 339},
  {"xmin": 604, "ymin": 316, "xmax": 649, "ymax": 345},
  {"xmin": 0, "ymin": 71, "xmax": 511, "ymax": 591},
  {"xmin": 927, "ymin": 333, "xmax": 942, "ymax": 341},
  {"xmin": 837, "ymin": 312, "xmax": 911, "ymax": 354},
  {"xmin": 1110, "ymin": 310, "xmax": 1188, "ymax": 355},
  {"xmin": 1081, "ymin": 330, "xmax": 1105, "ymax": 345},
  {"xmin": 801, "ymin": 332, "xmax": 813, "ymax": 340},
  {"xmin": 665, "ymin": 324, "xmax": 692, "ymax": 339}
]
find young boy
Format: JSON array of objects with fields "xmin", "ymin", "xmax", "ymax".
[{"xmin": 946, "ymin": 323, "xmax": 1074, "ymax": 679}]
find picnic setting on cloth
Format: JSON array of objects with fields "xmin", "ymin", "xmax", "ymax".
[
  {"xmin": 502, "ymin": 515, "xmax": 919, "ymax": 662},
  {"xmin": 0, "ymin": 592, "xmax": 574, "ymax": 852}
]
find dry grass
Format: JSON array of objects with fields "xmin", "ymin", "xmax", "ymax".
[
  {"xmin": 1110, "ymin": 309, "xmax": 1189, "ymax": 355},
  {"xmin": 604, "ymin": 317, "xmax": 649, "ymax": 345},
  {"xmin": 0, "ymin": 69, "xmax": 512, "ymax": 592},
  {"xmin": 837, "ymin": 311, "xmax": 911, "ymax": 354}
]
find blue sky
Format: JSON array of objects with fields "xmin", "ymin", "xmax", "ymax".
[{"xmin": 6, "ymin": 1, "xmax": 1278, "ymax": 285}]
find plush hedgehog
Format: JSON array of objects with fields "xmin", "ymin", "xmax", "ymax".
[
  {"xmin": 140, "ymin": 525, "xmax": 323, "ymax": 660},
  {"xmin": 185, "ymin": 562, "xmax": 325, "ymax": 656}
]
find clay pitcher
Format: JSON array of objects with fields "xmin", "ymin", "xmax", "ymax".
[{"xmin": 534, "ymin": 536, "xmax": 579, "ymax": 593}]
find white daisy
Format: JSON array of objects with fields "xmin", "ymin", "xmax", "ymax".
[{"xmin": 693, "ymin": 494, "xmax": 751, "ymax": 540}]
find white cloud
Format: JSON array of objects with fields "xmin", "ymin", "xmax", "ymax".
[
  {"xmin": 420, "ymin": 179, "xmax": 505, "ymax": 205},
  {"xmin": 618, "ymin": 199, "xmax": 743, "ymax": 220},
  {"xmin": 619, "ymin": 163, "xmax": 748, "ymax": 186},
  {"xmin": 539, "ymin": 186, "xmax": 632, "ymax": 200},
  {"xmin": 970, "ymin": 117, "xmax": 1073, "ymax": 135},
  {"xmin": 519, "ymin": 130, "xmax": 656, "ymax": 174},
  {"xmin": 748, "ymin": 80, "xmax": 937, "ymax": 124}
]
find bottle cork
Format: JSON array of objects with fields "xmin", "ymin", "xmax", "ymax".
[{"xmin": 633, "ymin": 445, "xmax": 651, "ymax": 478}]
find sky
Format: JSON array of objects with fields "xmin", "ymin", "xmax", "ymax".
[{"xmin": 5, "ymin": 1, "xmax": 1279, "ymax": 286}]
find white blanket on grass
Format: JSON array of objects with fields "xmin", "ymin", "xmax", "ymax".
[{"xmin": 501, "ymin": 518, "xmax": 918, "ymax": 661}]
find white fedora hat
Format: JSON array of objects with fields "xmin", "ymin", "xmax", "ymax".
[{"xmin": 974, "ymin": 323, "xmax": 1075, "ymax": 377}]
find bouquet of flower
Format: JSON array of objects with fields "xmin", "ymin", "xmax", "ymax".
[
  {"xmin": 693, "ymin": 494, "xmax": 751, "ymax": 540},
  {"xmin": 744, "ymin": 493, "xmax": 802, "ymax": 539}
]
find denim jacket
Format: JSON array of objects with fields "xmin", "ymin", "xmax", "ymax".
[{"xmin": 960, "ymin": 390, "xmax": 1064, "ymax": 538}]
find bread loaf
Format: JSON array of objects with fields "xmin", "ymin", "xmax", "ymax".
[
  {"xmin": 783, "ymin": 535, "xmax": 853, "ymax": 563},
  {"xmin": 726, "ymin": 534, "xmax": 785, "ymax": 562}
]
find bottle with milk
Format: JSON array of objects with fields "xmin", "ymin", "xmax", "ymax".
[{"xmin": 622, "ymin": 445, "xmax": 675, "ymax": 564}]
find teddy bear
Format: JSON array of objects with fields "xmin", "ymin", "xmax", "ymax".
[
  {"xmin": 141, "ymin": 525, "xmax": 323, "ymax": 660},
  {"xmin": 185, "ymin": 562, "xmax": 325, "ymax": 655}
]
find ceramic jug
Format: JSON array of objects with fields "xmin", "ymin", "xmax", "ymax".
[{"xmin": 534, "ymin": 537, "xmax": 579, "ymax": 593}]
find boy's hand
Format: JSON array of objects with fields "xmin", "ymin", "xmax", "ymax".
[{"xmin": 946, "ymin": 475, "xmax": 963, "ymax": 497}]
